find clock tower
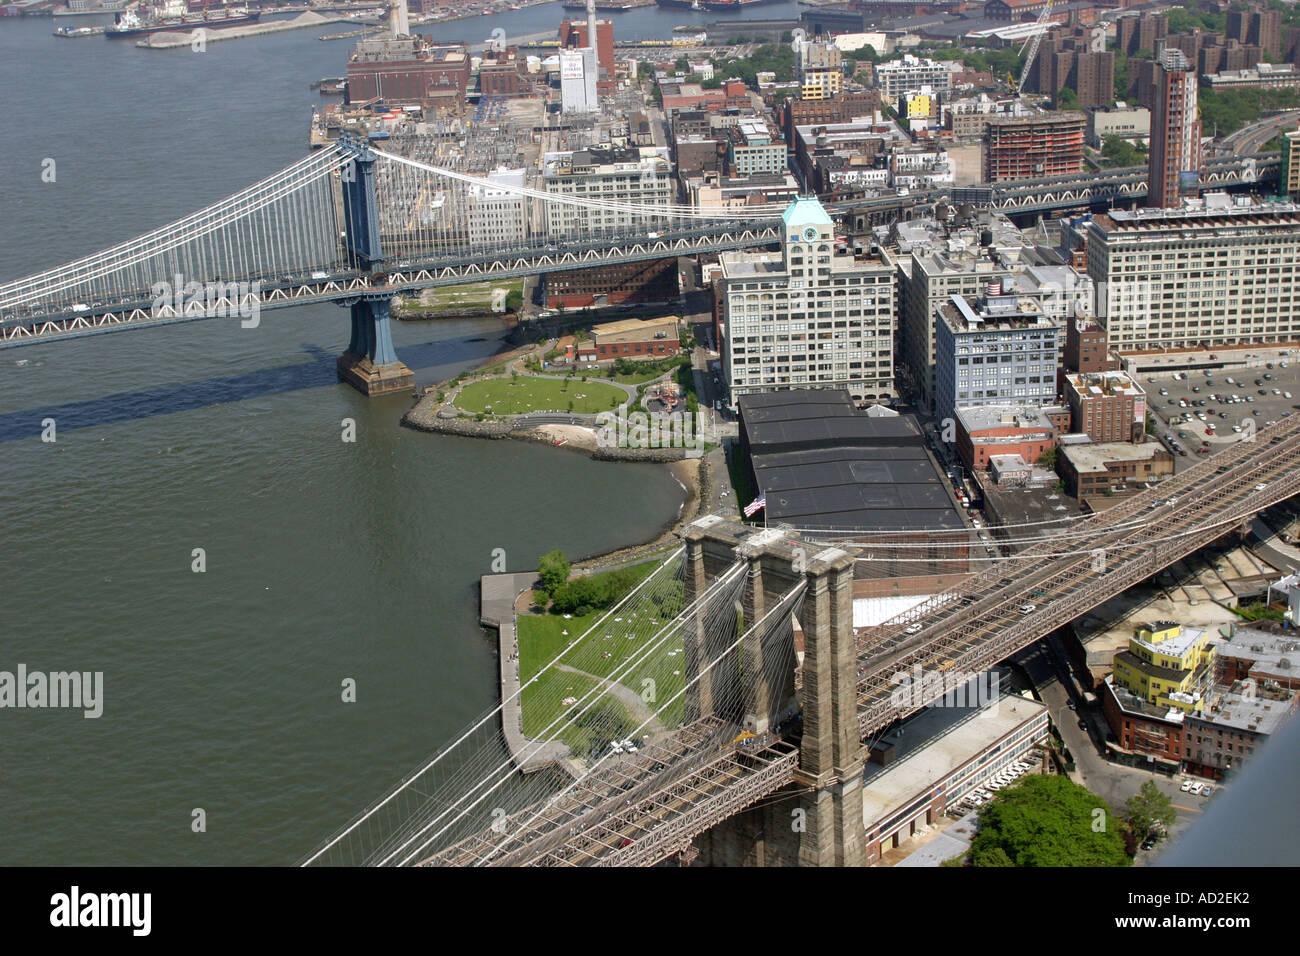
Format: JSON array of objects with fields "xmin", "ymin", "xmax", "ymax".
[{"xmin": 780, "ymin": 195, "xmax": 832, "ymax": 269}]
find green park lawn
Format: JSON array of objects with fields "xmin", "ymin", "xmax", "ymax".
[
  {"xmin": 400, "ymin": 279, "xmax": 524, "ymax": 314},
  {"xmin": 455, "ymin": 375, "xmax": 626, "ymax": 415},
  {"xmin": 516, "ymin": 559, "xmax": 686, "ymax": 757}
]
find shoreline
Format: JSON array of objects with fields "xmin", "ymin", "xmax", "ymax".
[{"xmin": 400, "ymin": 342, "xmax": 712, "ymax": 570}]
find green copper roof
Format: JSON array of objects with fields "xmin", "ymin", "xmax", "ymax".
[{"xmin": 781, "ymin": 195, "xmax": 833, "ymax": 231}]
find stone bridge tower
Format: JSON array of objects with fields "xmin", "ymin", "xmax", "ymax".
[{"xmin": 681, "ymin": 516, "xmax": 866, "ymax": 866}]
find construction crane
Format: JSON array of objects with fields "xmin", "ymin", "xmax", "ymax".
[{"xmin": 1010, "ymin": 0, "xmax": 1055, "ymax": 97}]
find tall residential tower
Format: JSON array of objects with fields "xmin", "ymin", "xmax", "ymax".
[{"xmin": 1148, "ymin": 48, "xmax": 1201, "ymax": 209}]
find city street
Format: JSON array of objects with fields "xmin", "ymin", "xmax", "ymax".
[{"xmin": 1014, "ymin": 635, "xmax": 1210, "ymax": 862}]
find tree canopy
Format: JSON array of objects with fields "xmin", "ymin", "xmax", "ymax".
[
  {"xmin": 1200, "ymin": 87, "xmax": 1300, "ymax": 137},
  {"xmin": 1123, "ymin": 781, "xmax": 1177, "ymax": 845},
  {"xmin": 969, "ymin": 775, "xmax": 1132, "ymax": 866},
  {"xmin": 710, "ymin": 43, "xmax": 797, "ymax": 85},
  {"xmin": 1101, "ymin": 135, "xmax": 1147, "ymax": 168},
  {"xmin": 537, "ymin": 549, "xmax": 570, "ymax": 597}
]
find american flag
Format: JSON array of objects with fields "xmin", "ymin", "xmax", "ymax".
[{"xmin": 743, "ymin": 494, "xmax": 766, "ymax": 518}]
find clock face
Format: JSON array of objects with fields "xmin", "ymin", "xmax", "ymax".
[{"xmin": 803, "ymin": 226, "xmax": 819, "ymax": 242}]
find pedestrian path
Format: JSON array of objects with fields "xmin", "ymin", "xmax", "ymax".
[{"xmin": 480, "ymin": 571, "xmax": 574, "ymax": 776}]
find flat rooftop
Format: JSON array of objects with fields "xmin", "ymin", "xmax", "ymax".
[
  {"xmin": 940, "ymin": 293, "xmax": 1055, "ymax": 334},
  {"xmin": 1061, "ymin": 440, "xmax": 1167, "ymax": 474},
  {"xmin": 1131, "ymin": 623, "xmax": 1208, "ymax": 661},
  {"xmin": 1094, "ymin": 194, "xmax": 1300, "ymax": 231},
  {"xmin": 590, "ymin": 316, "xmax": 678, "ymax": 337},
  {"xmin": 1215, "ymin": 627, "xmax": 1300, "ymax": 674},
  {"xmin": 957, "ymin": 403, "xmax": 1055, "ymax": 433},
  {"xmin": 740, "ymin": 391, "xmax": 964, "ymax": 533},
  {"xmin": 1195, "ymin": 685, "xmax": 1296, "ymax": 735},
  {"xmin": 861, "ymin": 688, "xmax": 1048, "ymax": 829}
]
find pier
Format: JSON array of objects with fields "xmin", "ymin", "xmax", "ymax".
[{"xmin": 134, "ymin": 10, "xmax": 348, "ymax": 48}]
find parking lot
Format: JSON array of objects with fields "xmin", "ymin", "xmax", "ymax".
[{"xmin": 1144, "ymin": 357, "xmax": 1300, "ymax": 468}]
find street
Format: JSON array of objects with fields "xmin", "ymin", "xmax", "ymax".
[{"xmin": 1014, "ymin": 634, "xmax": 1210, "ymax": 862}]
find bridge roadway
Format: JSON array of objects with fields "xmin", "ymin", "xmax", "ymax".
[
  {"xmin": 0, "ymin": 221, "xmax": 782, "ymax": 349},
  {"xmin": 420, "ymin": 716, "xmax": 801, "ymax": 868},
  {"xmin": 828, "ymin": 153, "xmax": 1279, "ymax": 219},
  {"xmin": 420, "ymin": 415, "xmax": 1300, "ymax": 866},
  {"xmin": 853, "ymin": 412, "xmax": 1300, "ymax": 737}
]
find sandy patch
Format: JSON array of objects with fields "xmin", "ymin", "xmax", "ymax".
[{"xmin": 532, "ymin": 423, "xmax": 600, "ymax": 451}]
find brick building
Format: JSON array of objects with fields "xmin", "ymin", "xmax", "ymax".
[
  {"xmin": 559, "ymin": 18, "xmax": 615, "ymax": 92},
  {"xmin": 1035, "ymin": 28, "xmax": 1115, "ymax": 110},
  {"xmin": 1065, "ymin": 370, "xmax": 1146, "ymax": 443},
  {"xmin": 1101, "ymin": 680, "xmax": 1187, "ymax": 769},
  {"xmin": 1227, "ymin": 5, "xmax": 1282, "ymax": 59},
  {"xmin": 1063, "ymin": 316, "xmax": 1116, "ymax": 375},
  {"xmin": 542, "ymin": 259, "xmax": 678, "ymax": 310},
  {"xmin": 477, "ymin": 54, "xmax": 536, "ymax": 97},
  {"xmin": 1058, "ymin": 440, "xmax": 1173, "ymax": 496},
  {"xmin": 954, "ymin": 405, "xmax": 1057, "ymax": 472},
  {"xmin": 1117, "ymin": 11, "xmax": 1168, "ymax": 57},
  {"xmin": 346, "ymin": 37, "xmax": 469, "ymax": 107},
  {"xmin": 1148, "ymin": 48, "xmax": 1201, "ymax": 209},
  {"xmin": 574, "ymin": 316, "xmax": 681, "ymax": 362}
]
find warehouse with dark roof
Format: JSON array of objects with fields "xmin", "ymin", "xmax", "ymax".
[{"xmin": 738, "ymin": 390, "xmax": 967, "ymax": 536}]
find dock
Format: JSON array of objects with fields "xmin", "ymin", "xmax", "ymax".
[
  {"xmin": 318, "ymin": 25, "xmax": 385, "ymax": 41},
  {"xmin": 480, "ymin": 571, "xmax": 578, "ymax": 777},
  {"xmin": 134, "ymin": 10, "xmax": 348, "ymax": 48}
]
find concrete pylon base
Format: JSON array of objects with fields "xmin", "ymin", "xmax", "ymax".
[{"xmin": 337, "ymin": 352, "xmax": 414, "ymax": 396}]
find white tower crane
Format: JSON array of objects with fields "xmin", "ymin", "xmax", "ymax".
[{"xmin": 1013, "ymin": 0, "xmax": 1055, "ymax": 97}]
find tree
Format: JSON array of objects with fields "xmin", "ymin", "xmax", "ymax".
[
  {"xmin": 1123, "ymin": 781, "xmax": 1177, "ymax": 846},
  {"xmin": 971, "ymin": 845, "xmax": 1015, "ymax": 867},
  {"xmin": 969, "ymin": 775, "xmax": 1132, "ymax": 867},
  {"xmin": 538, "ymin": 550, "xmax": 570, "ymax": 597},
  {"xmin": 1101, "ymin": 134, "xmax": 1146, "ymax": 168},
  {"xmin": 674, "ymin": 56, "xmax": 690, "ymax": 74},
  {"xmin": 1037, "ymin": 447, "xmax": 1058, "ymax": 469},
  {"xmin": 1056, "ymin": 86, "xmax": 1080, "ymax": 110}
]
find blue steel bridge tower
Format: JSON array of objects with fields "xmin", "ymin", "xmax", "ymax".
[{"xmin": 336, "ymin": 134, "xmax": 414, "ymax": 396}]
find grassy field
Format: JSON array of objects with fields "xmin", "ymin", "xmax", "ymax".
[
  {"xmin": 400, "ymin": 279, "xmax": 524, "ymax": 314},
  {"xmin": 607, "ymin": 355, "xmax": 690, "ymax": 386},
  {"xmin": 516, "ymin": 560, "xmax": 686, "ymax": 757},
  {"xmin": 456, "ymin": 375, "xmax": 626, "ymax": 415}
]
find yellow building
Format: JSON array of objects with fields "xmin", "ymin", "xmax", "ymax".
[
  {"xmin": 1112, "ymin": 621, "xmax": 1215, "ymax": 714},
  {"xmin": 801, "ymin": 69, "xmax": 843, "ymax": 101},
  {"xmin": 905, "ymin": 93, "xmax": 932, "ymax": 118}
]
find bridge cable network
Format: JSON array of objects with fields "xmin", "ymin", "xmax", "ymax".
[
  {"xmin": 0, "ymin": 145, "xmax": 354, "ymax": 320},
  {"xmin": 445, "ymin": 576, "xmax": 807, "ymax": 867},
  {"xmin": 303, "ymin": 548, "xmax": 773, "ymax": 865}
]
